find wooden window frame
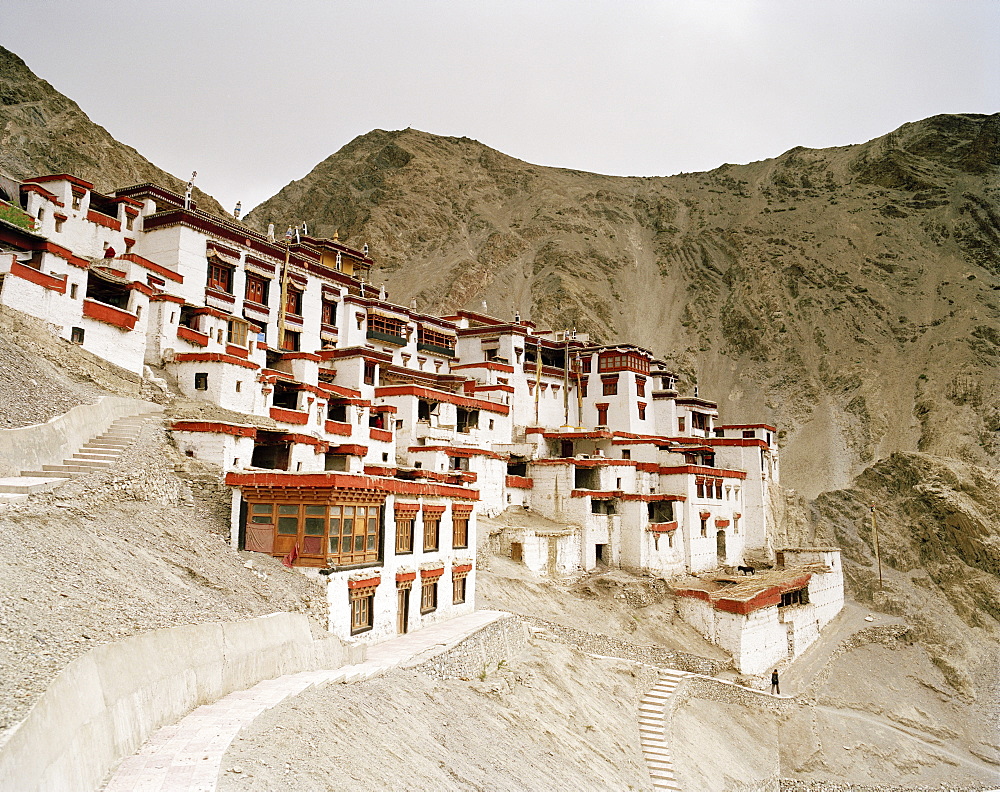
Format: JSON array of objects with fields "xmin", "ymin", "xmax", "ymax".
[
  {"xmin": 453, "ymin": 576, "xmax": 467, "ymax": 605},
  {"xmin": 245, "ymin": 274, "xmax": 268, "ymax": 305},
  {"xmin": 350, "ymin": 590, "xmax": 375, "ymax": 634},
  {"xmin": 322, "ymin": 300, "xmax": 337, "ymax": 325},
  {"xmin": 423, "ymin": 516, "xmax": 440, "ymax": 553},
  {"xmin": 285, "ymin": 287, "xmax": 303, "ymax": 317},
  {"xmin": 208, "ymin": 262, "xmax": 233, "ymax": 294},
  {"xmin": 602, "ymin": 377, "xmax": 618, "ymax": 396},
  {"xmin": 420, "ymin": 579, "xmax": 438, "ymax": 614},
  {"xmin": 252, "ymin": 501, "xmax": 381, "ymax": 567},
  {"xmin": 395, "ymin": 517, "xmax": 414, "ymax": 554},
  {"xmin": 452, "ymin": 517, "xmax": 469, "ymax": 549}
]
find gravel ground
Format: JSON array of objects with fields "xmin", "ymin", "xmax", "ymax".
[{"xmin": 0, "ymin": 418, "xmax": 327, "ymax": 734}]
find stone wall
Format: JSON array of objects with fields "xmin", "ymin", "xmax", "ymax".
[{"xmin": 413, "ymin": 614, "xmax": 529, "ymax": 680}]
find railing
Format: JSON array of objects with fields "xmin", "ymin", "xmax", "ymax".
[
  {"xmin": 416, "ymin": 341, "xmax": 456, "ymax": 357},
  {"xmin": 366, "ymin": 328, "xmax": 406, "ymax": 345}
]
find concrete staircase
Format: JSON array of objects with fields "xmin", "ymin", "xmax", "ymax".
[
  {"xmin": 638, "ymin": 668, "xmax": 690, "ymax": 791},
  {"xmin": 0, "ymin": 413, "xmax": 159, "ymax": 502}
]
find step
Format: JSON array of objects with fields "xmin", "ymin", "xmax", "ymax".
[
  {"xmin": 43, "ymin": 464, "xmax": 105, "ymax": 474},
  {"xmin": 61, "ymin": 459, "xmax": 113, "ymax": 468},
  {"xmin": 651, "ymin": 782, "xmax": 682, "ymax": 791},
  {"xmin": 0, "ymin": 493, "xmax": 29, "ymax": 502},
  {"xmin": 20, "ymin": 469, "xmax": 78, "ymax": 478},
  {"xmin": 81, "ymin": 443, "xmax": 129, "ymax": 451},
  {"xmin": 0, "ymin": 476, "xmax": 65, "ymax": 494},
  {"xmin": 72, "ymin": 453, "xmax": 119, "ymax": 462}
]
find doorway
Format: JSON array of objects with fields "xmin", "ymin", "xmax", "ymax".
[
  {"xmin": 511, "ymin": 542, "xmax": 523, "ymax": 563},
  {"xmin": 716, "ymin": 529, "xmax": 727, "ymax": 564},
  {"xmin": 397, "ymin": 587, "xmax": 410, "ymax": 635}
]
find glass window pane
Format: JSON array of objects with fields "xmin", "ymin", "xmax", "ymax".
[
  {"xmin": 251, "ymin": 503, "xmax": 273, "ymax": 514},
  {"xmin": 354, "ymin": 535, "xmax": 364, "ymax": 552},
  {"xmin": 366, "ymin": 534, "xmax": 376, "ymax": 550},
  {"xmin": 305, "ymin": 505, "xmax": 326, "ymax": 516},
  {"xmin": 329, "ymin": 517, "xmax": 341, "ymax": 536},
  {"xmin": 251, "ymin": 515, "xmax": 273, "ymax": 524},
  {"xmin": 278, "ymin": 504, "xmax": 298, "ymax": 515},
  {"xmin": 342, "ymin": 518, "xmax": 353, "ymax": 535},
  {"xmin": 304, "ymin": 517, "xmax": 325, "ymax": 535},
  {"xmin": 329, "ymin": 535, "xmax": 339, "ymax": 553},
  {"xmin": 368, "ymin": 517, "xmax": 377, "ymax": 535},
  {"xmin": 277, "ymin": 516, "xmax": 298, "ymax": 534}
]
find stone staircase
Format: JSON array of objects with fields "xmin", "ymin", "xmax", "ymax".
[
  {"xmin": 0, "ymin": 413, "xmax": 160, "ymax": 502},
  {"xmin": 638, "ymin": 668, "xmax": 690, "ymax": 791}
]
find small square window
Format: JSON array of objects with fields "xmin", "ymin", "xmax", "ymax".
[
  {"xmin": 70, "ymin": 327, "xmax": 84, "ymax": 344},
  {"xmin": 69, "ymin": 283, "xmax": 78, "ymax": 299},
  {"xmin": 194, "ymin": 373, "xmax": 208, "ymax": 390}
]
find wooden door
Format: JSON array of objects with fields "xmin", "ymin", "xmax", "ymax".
[{"xmin": 397, "ymin": 588, "xmax": 410, "ymax": 634}]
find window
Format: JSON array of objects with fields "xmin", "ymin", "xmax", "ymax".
[
  {"xmin": 622, "ymin": 450, "xmax": 630, "ymax": 460},
  {"xmin": 452, "ymin": 516, "xmax": 469, "ymax": 549},
  {"xmin": 322, "ymin": 300, "xmax": 337, "ymax": 325},
  {"xmin": 598, "ymin": 353, "xmax": 650, "ymax": 374},
  {"xmin": 636, "ymin": 377, "xmax": 646, "ymax": 397},
  {"xmin": 421, "ymin": 579, "xmax": 438, "ymax": 613},
  {"xmin": 285, "ymin": 288, "xmax": 302, "ymax": 316},
  {"xmin": 194, "ymin": 372, "xmax": 208, "ymax": 390},
  {"xmin": 697, "ymin": 479, "xmax": 705, "ymax": 498},
  {"xmin": 208, "ymin": 262, "xmax": 232, "ymax": 293},
  {"xmin": 453, "ymin": 576, "xmax": 467, "ymax": 604},
  {"xmin": 742, "ymin": 430, "xmax": 755, "ymax": 438},
  {"xmin": 602, "ymin": 378, "xmax": 618, "ymax": 396},
  {"xmin": 700, "ymin": 516, "xmax": 708, "ymax": 537},
  {"xmin": 579, "ymin": 377, "xmax": 588, "ymax": 397},
  {"xmin": 281, "ymin": 329, "xmax": 300, "ymax": 351},
  {"xmin": 227, "ymin": 318, "xmax": 249, "ymax": 347},
  {"xmin": 423, "ymin": 516, "xmax": 440, "ymax": 552},
  {"xmin": 395, "ymin": 517, "xmax": 414, "ymax": 554},
  {"xmin": 72, "ymin": 193, "xmax": 81, "ymax": 210},
  {"xmin": 363, "ymin": 361, "xmax": 377, "ymax": 385},
  {"xmin": 245, "ymin": 274, "xmax": 268, "ymax": 305},
  {"xmin": 417, "ymin": 326, "xmax": 456, "ymax": 354},
  {"xmin": 55, "ymin": 217, "xmax": 65, "ymax": 232},
  {"xmin": 715, "ymin": 480, "xmax": 723, "ymax": 499},
  {"xmin": 678, "ymin": 417, "xmax": 686, "ymax": 433},
  {"xmin": 579, "ymin": 356, "xmax": 592, "ymax": 373},
  {"xmin": 367, "ymin": 314, "xmax": 406, "ymax": 341},
  {"xmin": 69, "ymin": 283, "xmax": 79, "ymax": 299},
  {"xmin": 70, "ymin": 326, "xmax": 85, "ymax": 344},
  {"xmin": 596, "ymin": 404, "xmax": 608, "ymax": 426},
  {"xmin": 780, "ymin": 588, "xmax": 809, "ymax": 608},
  {"xmin": 638, "ymin": 402, "xmax": 646, "ymax": 420},
  {"xmin": 350, "ymin": 590, "xmax": 375, "ymax": 634}
]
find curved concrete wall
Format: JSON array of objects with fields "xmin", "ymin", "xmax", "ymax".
[
  {"xmin": 0, "ymin": 612, "xmax": 358, "ymax": 792},
  {"xmin": 0, "ymin": 396, "xmax": 162, "ymax": 477}
]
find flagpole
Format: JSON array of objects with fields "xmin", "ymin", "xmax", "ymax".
[{"xmin": 277, "ymin": 228, "xmax": 292, "ymax": 350}]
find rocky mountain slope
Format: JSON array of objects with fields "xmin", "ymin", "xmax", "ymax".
[
  {"xmin": 248, "ymin": 116, "xmax": 1000, "ymax": 499},
  {"xmin": 0, "ymin": 46, "xmax": 223, "ymax": 214}
]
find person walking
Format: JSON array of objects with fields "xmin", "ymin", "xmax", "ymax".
[{"xmin": 770, "ymin": 669, "xmax": 780, "ymax": 695}]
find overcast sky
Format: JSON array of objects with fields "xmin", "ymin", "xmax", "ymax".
[{"xmin": 3, "ymin": 1, "xmax": 997, "ymax": 213}]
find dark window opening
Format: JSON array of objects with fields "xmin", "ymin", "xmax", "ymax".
[
  {"xmin": 779, "ymin": 588, "xmax": 809, "ymax": 608},
  {"xmin": 85, "ymin": 276, "xmax": 130, "ymax": 310},
  {"xmin": 70, "ymin": 327, "xmax": 85, "ymax": 344},
  {"xmin": 327, "ymin": 402, "xmax": 348, "ymax": 422},
  {"xmin": 251, "ymin": 439, "xmax": 291, "ymax": 470},
  {"xmin": 456, "ymin": 408, "xmax": 479, "ymax": 433},
  {"xmin": 506, "ymin": 461, "xmax": 528, "ymax": 477},
  {"xmin": 575, "ymin": 467, "xmax": 600, "ymax": 490},
  {"xmin": 194, "ymin": 372, "xmax": 208, "ymax": 391},
  {"xmin": 595, "ymin": 543, "xmax": 608, "ymax": 563},
  {"xmin": 324, "ymin": 453, "xmax": 349, "ymax": 471},
  {"xmin": 648, "ymin": 501, "xmax": 674, "ymax": 523},
  {"xmin": 591, "ymin": 500, "xmax": 617, "ymax": 515},
  {"xmin": 179, "ymin": 305, "xmax": 199, "ymax": 331},
  {"xmin": 272, "ymin": 381, "xmax": 300, "ymax": 410},
  {"xmin": 449, "ymin": 456, "xmax": 469, "ymax": 472},
  {"xmin": 281, "ymin": 329, "xmax": 300, "ymax": 352}
]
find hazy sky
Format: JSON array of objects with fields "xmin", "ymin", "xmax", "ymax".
[{"xmin": 3, "ymin": 1, "xmax": 997, "ymax": 213}]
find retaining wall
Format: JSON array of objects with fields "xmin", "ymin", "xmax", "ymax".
[
  {"xmin": 413, "ymin": 614, "xmax": 529, "ymax": 680},
  {"xmin": 0, "ymin": 395, "xmax": 163, "ymax": 477},
  {"xmin": 0, "ymin": 613, "xmax": 362, "ymax": 792}
]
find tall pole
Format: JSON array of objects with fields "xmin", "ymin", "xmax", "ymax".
[
  {"xmin": 563, "ymin": 330, "xmax": 570, "ymax": 426},
  {"xmin": 870, "ymin": 504, "xmax": 882, "ymax": 589},
  {"xmin": 575, "ymin": 354, "xmax": 584, "ymax": 429},
  {"xmin": 277, "ymin": 230, "xmax": 292, "ymax": 350},
  {"xmin": 534, "ymin": 337, "xmax": 542, "ymax": 425}
]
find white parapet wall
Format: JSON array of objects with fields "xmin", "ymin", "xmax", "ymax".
[
  {"xmin": 0, "ymin": 612, "xmax": 360, "ymax": 792},
  {"xmin": 0, "ymin": 396, "xmax": 164, "ymax": 477}
]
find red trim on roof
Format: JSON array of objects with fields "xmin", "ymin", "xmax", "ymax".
[
  {"xmin": 505, "ymin": 475, "xmax": 533, "ymax": 489},
  {"xmin": 571, "ymin": 490, "xmax": 622, "ymax": 499},
  {"xmin": 86, "ymin": 210, "xmax": 121, "ymax": 231},
  {"xmin": 660, "ymin": 465, "xmax": 747, "ymax": 480},
  {"xmin": 20, "ymin": 183, "xmax": 64, "ymax": 206},
  {"xmin": 452, "ymin": 563, "xmax": 473, "ymax": 575},
  {"xmin": 119, "ymin": 253, "xmax": 183, "ymax": 283},
  {"xmin": 422, "ymin": 504, "xmax": 446, "ymax": 515},
  {"xmin": 450, "ymin": 361, "xmax": 515, "ymax": 374},
  {"xmin": 375, "ymin": 384, "xmax": 509, "ymax": 415},
  {"xmin": 421, "ymin": 567, "xmax": 445, "ymax": 580},
  {"xmin": 621, "ymin": 493, "xmax": 686, "ymax": 502},
  {"xmin": 170, "ymin": 420, "xmax": 256, "ymax": 437},
  {"xmin": 82, "ymin": 299, "xmax": 136, "ymax": 330},
  {"xmin": 25, "ymin": 174, "xmax": 94, "ymax": 190},
  {"xmin": 176, "ymin": 326, "xmax": 209, "ymax": 347},
  {"xmin": 173, "ymin": 352, "xmax": 259, "ymax": 369},
  {"xmin": 408, "ymin": 445, "xmax": 502, "ymax": 459},
  {"xmin": 226, "ymin": 470, "xmax": 479, "ymax": 501},
  {"xmin": 648, "ymin": 521, "xmax": 678, "ymax": 533},
  {"xmin": 325, "ymin": 420, "xmax": 352, "ymax": 436},
  {"xmin": 10, "ymin": 261, "xmax": 67, "ymax": 293},
  {"xmin": 270, "ymin": 407, "xmax": 309, "ymax": 425}
]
